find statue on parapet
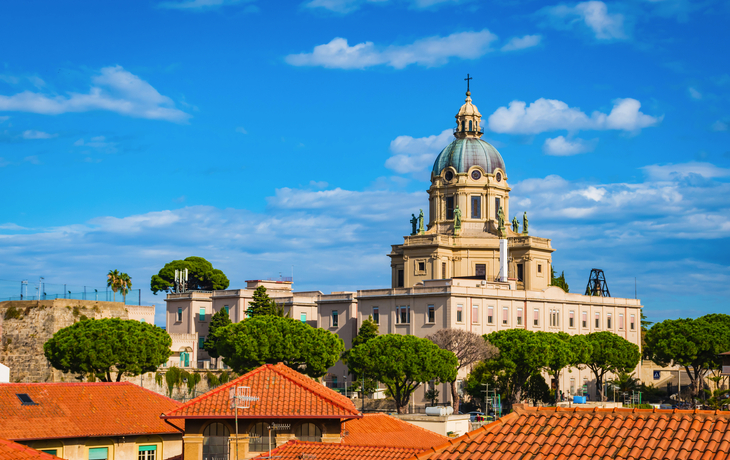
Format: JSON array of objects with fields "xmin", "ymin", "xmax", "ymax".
[
  {"xmin": 453, "ymin": 205, "xmax": 462, "ymax": 233},
  {"xmin": 522, "ymin": 212, "xmax": 529, "ymax": 235},
  {"xmin": 497, "ymin": 206, "xmax": 506, "ymax": 238},
  {"xmin": 418, "ymin": 209, "xmax": 425, "ymax": 234},
  {"xmin": 512, "ymin": 216, "xmax": 519, "ymax": 233},
  {"xmin": 410, "ymin": 213, "xmax": 418, "ymax": 235}
]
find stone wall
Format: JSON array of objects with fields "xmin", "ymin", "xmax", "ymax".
[{"xmin": 0, "ymin": 299, "xmax": 131, "ymax": 382}]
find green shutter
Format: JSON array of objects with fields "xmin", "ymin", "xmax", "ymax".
[
  {"xmin": 199, "ymin": 307, "xmax": 206, "ymax": 320},
  {"xmin": 88, "ymin": 447, "xmax": 108, "ymax": 460},
  {"xmin": 41, "ymin": 450, "xmax": 57, "ymax": 455},
  {"xmin": 139, "ymin": 445, "xmax": 157, "ymax": 452}
]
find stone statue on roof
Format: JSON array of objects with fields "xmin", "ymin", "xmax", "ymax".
[
  {"xmin": 454, "ymin": 205, "xmax": 462, "ymax": 232},
  {"xmin": 498, "ymin": 206, "xmax": 506, "ymax": 238},
  {"xmin": 512, "ymin": 216, "xmax": 519, "ymax": 233},
  {"xmin": 410, "ymin": 213, "xmax": 418, "ymax": 235},
  {"xmin": 523, "ymin": 212, "xmax": 529, "ymax": 235},
  {"xmin": 418, "ymin": 209, "xmax": 425, "ymax": 235}
]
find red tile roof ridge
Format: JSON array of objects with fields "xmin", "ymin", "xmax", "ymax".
[
  {"xmin": 0, "ymin": 437, "xmax": 63, "ymax": 460},
  {"xmin": 0, "ymin": 381, "xmax": 181, "ymax": 405},
  {"xmin": 516, "ymin": 405, "xmax": 730, "ymax": 418},
  {"xmin": 341, "ymin": 413, "xmax": 449, "ymax": 446},
  {"xmin": 161, "ymin": 363, "xmax": 359, "ymax": 419}
]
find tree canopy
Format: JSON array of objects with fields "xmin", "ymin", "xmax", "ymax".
[
  {"xmin": 347, "ymin": 334, "xmax": 458, "ymax": 414},
  {"xmin": 343, "ymin": 316, "xmax": 380, "ymax": 395},
  {"xmin": 203, "ymin": 307, "xmax": 232, "ymax": 359},
  {"xmin": 213, "ymin": 315, "xmax": 343, "ymax": 378},
  {"xmin": 550, "ymin": 267, "xmax": 569, "ymax": 292},
  {"xmin": 150, "ymin": 256, "xmax": 229, "ymax": 294},
  {"xmin": 644, "ymin": 314, "xmax": 730, "ymax": 401},
  {"xmin": 44, "ymin": 318, "xmax": 172, "ymax": 382},
  {"xmin": 427, "ymin": 328, "xmax": 497, "ymax": 411},
  {"xmin": 246, "ymin": 285, "xmax": 281, "ymax": 317},
  {"xmin": 537, "ymin": 331, "xmax": 574, "ymax": 399},
  {"xmin": 581, "ymin": 331, "xmax": 640, "ymax": 401}
]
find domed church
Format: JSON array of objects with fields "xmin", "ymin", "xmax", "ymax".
[{"xmin": 389, "ymin": 88, "xmax": 555, "ymax": 291}]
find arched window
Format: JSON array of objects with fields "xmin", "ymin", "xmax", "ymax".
[
  {"xmin": 203, "ymin": 423, "xmax": 229, "ymax": 460},
  {"xmin": 461, "ymin": 121, "xmax": 465, "ymax": 131},
  {"xmin": 469, "ymin": 120, "xmax": 472, "ymax": 131},
  {"xmin": 295, "ymin": 423, "xmax": 322, "ymax": 442},
  {"xmin": 249, "ymin": 422, "xmax": 268, "ymax": 452}
]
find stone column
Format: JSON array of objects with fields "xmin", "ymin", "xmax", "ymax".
[
  {"xmin": 182, "ymin": 434, "xmax": 203, "ymax": 460},
  {"xmin": 275, "ymin": 433, "xmax": 296, "ymax": 448},
  {"xmin": 229, "ymin": 434, "xmax": 249, "ymax": 460}
]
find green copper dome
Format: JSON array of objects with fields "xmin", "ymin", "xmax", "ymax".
[{"xmin": 432, "ymin": 137, "xmax": 505, "ymax": 176}]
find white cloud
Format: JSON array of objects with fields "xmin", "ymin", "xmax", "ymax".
[
  {"xmin": 73, "ymin": 136, "xmax": 118, "ymax": 154},
  {"xmin": 640, "ymin": 162, "xmax": 730, "ymax": 181},
  {"xmin": 158, "ymin": 0, "xmax": 242, "ymax": 9},
  {"xmin": 542, "ymin": 1, "xmax": 627, "ymax": 40},
  {"xmin": 488, "ymin": 97, "xmax": 662, "ymax": 134},
  {"xmin": 22, "ymin": 130, "xmax": 57, "ymax": 140},
  {"xmin": 285, "ymin": 30, "xmax": 498, "ymax": 69},
  {"xmin": 689, "ymin": 87, "xmax": 702, "ymax": 99},
  {"xmin": 501, "ymin": 34, "xmax": 542, "ymax": 52},
  {"xmin": 711, "ymin": 120, "xmax": 728, "ymax": 132},
  {"xmin": 235, "ymin": 127, "xmax": 248, "ymax": 134},
  {"xmin": 304, "ymin": 0, "xmax": 461, "ymax": 13},
  {"xmin": 0, "ymin": 66, "xmax": 190, "ymax": 123},
  {"xmin": 543, "ymin": 136, "xmax": 597, "ymax": 156},
  {"xmin": 385, "ymin": 129, "xmax": 452, "ymax": 174}
]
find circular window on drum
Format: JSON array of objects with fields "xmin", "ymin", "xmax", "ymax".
[
  {"xmin": 496, "ymin": 172, "xmax": 502, "ymax": 182},
  {"xmin": 444, "ymin": 171, "xmax": 454, "ymax": 182},
  {"xmin": 471, "ymin": 170, "xmax": 482, "ymax": 180}
]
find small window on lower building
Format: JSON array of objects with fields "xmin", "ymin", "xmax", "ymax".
[
  {"xmin": 595, "ymin": 312, "xmax": 600, "ymax": 329},
  {"xmin": 41, "ymin": 450, "xmax": 58, "ymax": 456},
  {"xmin": 456, "ymin": 305, "xmax": 463, "ymax": 323},
  {"xmin": 619, "ymin": 313, "xmax": 624, "ymax": 330},
  {"xmin": 533, "ymin": 308, "xmax": 539, "ymax": 326},
  {"xmin": 300, "ymin": 313, "xmax": 307, "ymax": 323},
  {"xmin": 199, "ymin": 307, "xmax": 206, "ymax": 322},
  {"xmin": 224, "ymin": 305, "xmax": 230, "ymax": 315},
  {"xmin": 569, "ymin": 310, "xmax": 575, "ymax": 328},
  {"xmin": 607, "ymin": 313, "xmax": 612, "ymax": 329},
  {"xmin": 418, "ymin": 261, "xmax": 426, "ymax": 272},
  {"xmin": 397, "ymin": 269, "xmax": 404, "ymax": 287},
  {"xmin": 517, "ymin": 308, "xmax": 523, "ymax": 326},
  {"xmin": 538, "ymin": 264, "xmax": 542, "ymax": 274},
  {"xmin": 373, "ymin": 307, "xmax": 379, "ymax": 324},
  {"xmin": 517, "ymin": 264, "xmax": 524, "ymax": 282},
  {"xmin": 472, "ymin": 305, "xmax": 479, "ymax": 324},
  {"xmin": 89, "ymin": 447, "xmax": 109, "ymax": 460},
  {"xmin": 427, "ymin": 305, "xmax": 435, "ymax": 323},
  {"xmin": 502, "ymin": 307, "xmax": 509, "ymax": 325},
  {"xmin": 138, "ymin": 445, "xmax": 157, "ymax": 460},
  {"xmin": 582, "ymin": 311, "xmax": 588, "ymax": 328},
  {"xmin": 331, "ymin": 311, "xmax": 339, "ymax": 327},
  {"xmin": 487, "ymin": 306, "xmax": 494, "ymax": 324},
  {"xmin": 177, "ymin": 307, "xmax": 183, "ymax": 322},
  {"xmin": 199, "ymin": 336, "xmax": 205, "ymax": 349},
  {"xmin": 630, "ymin": 314, "xmax": 635, "ymax": 330}
]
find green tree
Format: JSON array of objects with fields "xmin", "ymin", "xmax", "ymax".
[
  {"xmin": 246, "ymin": 285, "xmax": 279, "ymax": 317},
  {"xmin": 203, "ymin": 307, "xmax": 232, "ymax": 360},
  {"xmin": 119, "ymin": 272, "xmax": 132, "ymax": 303},
  {"xmin": 213, "ymin": 316, "xmax": 344, "ymax": 378},
  {"xmin": 483, "ymin": 329, "xmax": 550, "ymax": 404},
  {"xmin": 107, "ymin": 269, "xmax": 121, "ymax": 301},
  {"xmin": 524, "ymin": 373, "xmax": 551, "ymax": 404},
  {"xmin": 644, "ymin": 314, "xmax": 730, "ymax": 402},
  {"xmin": 425, "ymin": 388, "xmax": 440, "ymax": 406},
  {"xmin": 343, "ymin": 316, "xmax": 380, "ymax": 396},
  {"xmin": 537, "ymin": 331, "xmax": 573, "ymax": 401},
  {"xmin": 346, "ymin": 334, "xmax": 458, "ymax": 414},
  {"xmin": 609, "ymin": 371, "xmax": 639, "ymax": 395},
  {"xmin": 150, "ymin": 256, "xmax": 229, "ymax": 294},
  {"xmin": 550, "ymin": 267, "xmax": 569, "ymax": 293},
  {"xmin": 581, "ymin": 331, "xmax": 640, "ymax": 401},
  {"xmin": 44, "ymin": 318, "xmax": 172, "ymax": 382}
]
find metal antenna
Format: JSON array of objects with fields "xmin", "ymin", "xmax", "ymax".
[{"xmin": 230, "ymin": 386, "xmax": 259, "ymax": 460}]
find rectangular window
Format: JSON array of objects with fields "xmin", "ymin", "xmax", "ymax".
[
  {"xmin": 138, "ymin": 445, "xmax": 157, "ymax": 460},
  {"xmin": 199, "ymin": 307, "xmax": 206, "ymax": 322},
  {"xmin": 199, "ymin": 336, "xmax": 205, "ymax": 349},
  {"xmin": 569, "ymin": 310, "xmax": 575, "ymax": 328},
  {"xmin": 397, "ymin": 306, "xmax": 410, "ymax": 324},
  {"xmin": 487, "ymin": 306, "xmax": 494, "ymax": 324},
  {"xmin": 517, "ymin": 264, "xmax": 524, "ymax": 282},
  {"xmin": 224, "ymin": 305, "xmax": 229, "ymax": 315},
  {"xmin": 332, "ymin": 311, "xmax": 338, "ymax": 327},
  {"xmin": 595, "ymin": 312, "xmax": 600, "ymax": 329},
  {"xmin": 619, "ymin": 313, "xmax": 624, "ymax": 330},
  {"xmin": 89, "ymin": 447, "xmax": 109, "ymax": 460},
  {"xmin": 475, "ymin": 264, "xmax": 486, "ymax": 278},
  {"xmin": 397, "ymin": 269, "xmax": 404, "ymax": 288},
  {"xmin": 418, "ymin": 261, "xmax": 426, "ymax": 272},
  {"xmin": 471, "ymin": 195, "xmax": 482, "ymax": 219},
  {"xmin": 502, "ymin": 307, "xmax": 508, "ymax": 325},
  {"xmin": 442, "ymin": 262, "xmax": 447, "ymax": 278},
  {"xmin": 607, "ymin": 313, "xmax": 612, "ymax": 329},
  {"xmin": 300, "ymin": 313, "xmax": 307, "ymax": 323},
  {"xmin": 41, "ymin": 450, "xmax": 58, "ymax": 456},
  {"xmin": 457, "ymin": 305, "xmax": 463, "ymax": 323},
  {"xmin": 582, "ymin": 311, "xmax": 587, "ymax": 328},
  {"xmin": 570, "ymin": 378, "xmax": 576, "ymax": 395},
  {"xmin": 517, "ymin": 308, "xmax": 523, "ymax": 326},
  {"xmin": 534, "ymin": 308, "xmax": 539, "ymax": 326},
  {"xmin": 538, "ymin": 264, "xmax": 542, "ymax": 274},
  {"xmin": 177, "ymin": 307, "xmax": 182, "ymax": 322},
  {"xmin": 630, "ymin": 314, "xmax": 635, "ymax": 330},
  {"xmin": 446, "ymin": 196, "xmax": 455, "ymax": 220},
  {"xmin": 428, "ymin": 305, "xmax": 435, "ymax": 323},
  {"xmin": 372, "ymin": 307, "xmax": 379, "ymax": 324},
  {"xmin": 495, "ymin": 197, "xmax": 501, "ymax": 219},
  {"xmin": 472, "ymin": 305, "xmax": 479, "ymax": 324}
]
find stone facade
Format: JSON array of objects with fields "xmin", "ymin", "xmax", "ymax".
[{"xmin": 0, "ymin": 299, "xmax": 154, "ymax": 383}]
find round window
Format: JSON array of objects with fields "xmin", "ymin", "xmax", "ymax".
[
  {"xmin": 496, "ymin": 172, "xmax": 502, "ymax": 182},
  {"xmin": 444, "ymin": 171, "xmax": 454, "ymax": 182},
  {"xmin": 471, "ymin": 170, "xmax": 481, "ymax": 180}
]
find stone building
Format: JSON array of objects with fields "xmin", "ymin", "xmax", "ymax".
[{"xmin": 0, "ymin": 299, "xmax": 154, "ymax": 383}]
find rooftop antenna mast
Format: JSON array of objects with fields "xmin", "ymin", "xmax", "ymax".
[{"xmin": 230, "ymin": 386, "xmax": 259, "ymax": 460}]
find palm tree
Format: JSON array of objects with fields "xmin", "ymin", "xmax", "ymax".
[
  {"xmin": 118, "ymin": 273, "xmax": 132, "ymax": 303},
  {"xmin": 107, "ymin": 269, "xmax": 121, "ymax": 302}
]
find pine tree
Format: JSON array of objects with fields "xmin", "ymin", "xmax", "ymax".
[
  {"xmin": 204, "ymin": 307, "xmax": 232, "ymax": 359},
  {"xmin": 246, "ymin": 286, "xmax": 278, "ymax": 317},
  {"xmin": 550, "ymin": 267, "xmax": 570, "ymax": 293}
]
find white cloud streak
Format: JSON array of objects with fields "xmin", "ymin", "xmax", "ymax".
[
  {"xmin": 542, "ymin": 1, "xmax": 627, "ymax": 40},
  {"xmin": 385, "ymin": 129, "xmax": 452, "ymax": 174},
  {"xmin": 488, "ymin": 97, "xmax": 662, "ymax": 134},
  {"xmin": 157, "ymin": 0, "xmax": 243, "ymax": 9},
  {"xmin": 501, "ymin": 34, "xmax": 542, "ymax": 52},
  {"xmin": 22, "ymin": 130, "xmax": 57, "ymax": 139},
  {"xmin": 543, "ymin": 136, "xmax": 597, "ymax": 156},
  {"xmin": 0, "ymin": 66, "xmax": 190, "ymax": 123},
  {"xmin": 285, "ymin": 30, "xmax": 498, "ymax": 69}
]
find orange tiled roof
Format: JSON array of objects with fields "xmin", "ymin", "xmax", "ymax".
[
  {"xmin": 410, "ymin": 406, "xmax": 730, "ymax": 460},
  {"xmin": 342, "ymin": 413, "xmax": 448, "ymax": 449},
  {"xmin": 162, "ymin": 363, "xmax": 360, "ymax": 419},
  {"xmin": 0, "ymin": 437, "xmax": 63, "ymax": 460},
  {"xmin": 252, "ymin": 440, "xmax": 423, "ymax": 460},
  {"xmin": 0, "ymin": 382, "xmax": 183, "ymax": 441}
]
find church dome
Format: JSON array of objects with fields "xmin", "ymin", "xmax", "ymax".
[{"xmin": 432, "ymin": 137, "xmax": 505, "ymax": 176}]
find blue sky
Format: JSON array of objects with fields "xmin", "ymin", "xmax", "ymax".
[{"xmin": 1, "ymin": 0, "xmax": 728, "ymax": 326}]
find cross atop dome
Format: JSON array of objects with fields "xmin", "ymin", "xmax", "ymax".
[{"xmin": 454, "ymin": 75, "xmax": 483, "ymax": 139}]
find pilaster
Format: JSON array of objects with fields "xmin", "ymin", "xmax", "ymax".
[
  {"xmin": 183, "ymin": 434, "xmax": 203, "ymax": 460},
  {"xmin": 228, "ymin": 434, "xmax": 249, "ymax": 460}
]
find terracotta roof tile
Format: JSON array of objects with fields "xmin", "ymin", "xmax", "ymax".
[
  {"xmin": 0, "ymin": 437, "xmax": 63, "ymax": 460},
  {"xmin": 162, "ymin": 363, "xmax": 359, "ymax": 419},
  {"xmin": 251, "ymin": 440, "xmax": 423, "ymax": 460},
  {"xmin": 401, "ymin": 406, "xmax": 730, "ymax": 460},
  {"xmin": 0, "ymin": 382, "xmax": 183, "ymax": 441},
  {"xmin": 341, "ymin": 414, "xmax": 448, "ymax": 449}
]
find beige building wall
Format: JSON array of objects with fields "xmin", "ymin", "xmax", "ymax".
[{"xmin": 23, "ymin": 434, "xmax": 182, "ymax": 460}]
